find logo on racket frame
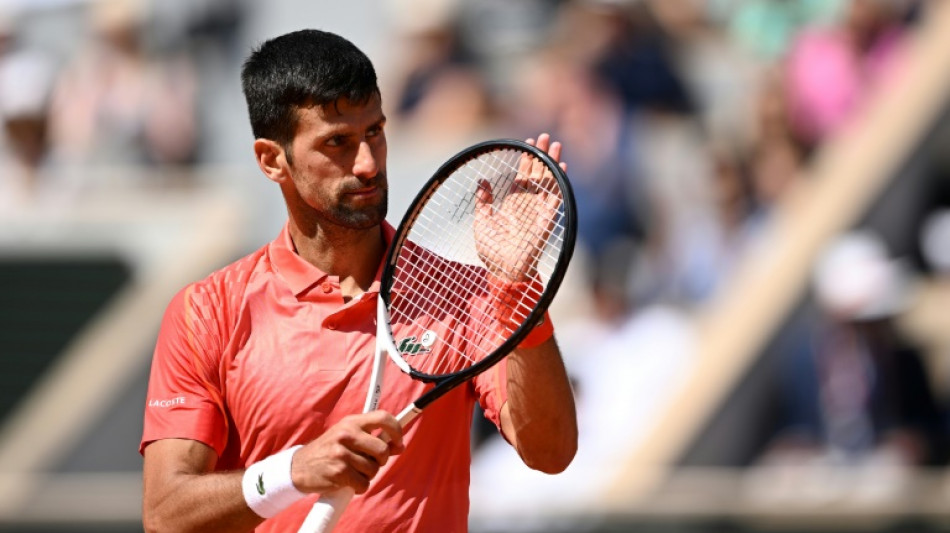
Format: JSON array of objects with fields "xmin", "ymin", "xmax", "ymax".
[{"xmin": 397, "ymin": 330, "xmax": 437, "ymax": 355}]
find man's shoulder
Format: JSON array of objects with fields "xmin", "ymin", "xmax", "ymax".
[
  {"xmin": 210, "ymin": 243, "xmax": 271, "ymax": 286},
  {"xmin": 180, "ymin": 243, "xmax": 272, "ymax": 310}
]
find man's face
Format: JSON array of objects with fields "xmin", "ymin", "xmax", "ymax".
[{"xmin": 285, "ymin": 93, "xmax": 388, "ymax": 230}]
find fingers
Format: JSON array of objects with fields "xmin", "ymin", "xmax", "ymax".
[
  {"xmin": 526, "ymin": 133, "xmax": 567, "ymax": 173},
  {"xmin": 475, "ymin": 179, "xmax": 499, "ymax": 232},
  {"xmin": 358, "ymin": 410, "xmax": 405, "ymax": 453},
  {"xmin": 547, "ymin": 140, "xmax": 562, "ymax": 164},
  {"xmin": 292, "ymin": 410, "xmax": 406, "ymax": 495},
  {"xmin": 343, "ymin": 411, "xmax": 405, "ymax": 493},
  {"xmin": 525, "ymin": 134, "xmax": 549, "ymax": 151},
  {"xmin": 475, "ymin": 179, "xmax": 493, "ymax": 207}
]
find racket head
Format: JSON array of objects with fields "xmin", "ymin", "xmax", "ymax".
[{"xmin": 379, "ymin": 139, "xmax": 576, "ymax": 392}]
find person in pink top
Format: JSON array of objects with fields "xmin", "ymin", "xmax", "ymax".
[
  {"xmin": 140, "ymin": 29, "xmax": 577, "ymax": 532},
  {"xmin": 785, "ymin": 0, "xmax": 909, "ymax": 148}
]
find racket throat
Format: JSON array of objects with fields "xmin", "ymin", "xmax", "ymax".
[{"xmin": 395, "ymin": 404, "xmax": 421, "ymax": 429}]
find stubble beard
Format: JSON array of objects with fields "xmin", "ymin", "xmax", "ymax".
[
  {"xmin": 323, "ymin": 171, "xmax": 389, "ymax": 230},
  {"xmin": 332, "ymin": 186, "xmax": 388, "ymax": 229}
]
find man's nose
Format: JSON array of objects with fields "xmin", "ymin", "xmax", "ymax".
[{"xmin": 353, "ymin": 141, "xmax": 378, "ymax": 179}]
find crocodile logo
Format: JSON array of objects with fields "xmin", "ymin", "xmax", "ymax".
[
  {"xmin": 397, "ymin": 335, "xmax": 433, "ymax": 355},
  {"xmin": 256, "ymin": 473, "xmax": 265, "ymax": 495}
]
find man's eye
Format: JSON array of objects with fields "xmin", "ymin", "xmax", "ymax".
[{"xmin": 326, "ymin": 135, "xmax": 346, "ymax": 147}]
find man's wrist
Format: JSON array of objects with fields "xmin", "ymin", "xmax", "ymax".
[
  {"xmin": 489, "ymin": 276, "xmax": 545, "ymax": 326},
  {"xmin": 242, "ymin": 445, "xmax": 306, "ymax": 518}
]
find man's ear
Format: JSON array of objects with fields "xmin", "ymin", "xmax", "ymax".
[{"xmin": 253, "ymin": 138, "xmax": 291, "ymax": 184}]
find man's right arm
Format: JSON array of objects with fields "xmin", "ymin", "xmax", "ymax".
[
  {"xmin": 142, "ymin": 412, "xmax": 405, "ymax": 533},
  {"xmin": 143, "ymin": 438, "xmax": 262, "ymax": 533}
]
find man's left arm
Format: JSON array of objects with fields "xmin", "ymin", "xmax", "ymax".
[
  {"xmin": 476, "ymin": 131, "xmax": 576, "ymax": 473},
  {"xmin": 499, "ymin": 334, "xmax": 577, "ymax": 473}
]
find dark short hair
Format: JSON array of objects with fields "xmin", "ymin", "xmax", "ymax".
[{"xmin": 241, "ymin": 29, "xmax": 379, "ymax": 148}]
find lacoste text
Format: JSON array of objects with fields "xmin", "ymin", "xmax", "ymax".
[{"xmin": 149, "ymin": 396, "xmax": 186, "ymax": 408}]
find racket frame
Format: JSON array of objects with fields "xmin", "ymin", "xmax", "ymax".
[{"xmin": 378, "ymin": 139, "xmax": 576, "ymax": 410}]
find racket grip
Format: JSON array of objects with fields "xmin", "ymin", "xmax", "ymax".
[
  {"xmin": 296, "ymin": 406, "xmax": 420, "ymax": 532},
  {"xmin": 296, "ymin": 487, "xmax": 355, "ymax": 533}
]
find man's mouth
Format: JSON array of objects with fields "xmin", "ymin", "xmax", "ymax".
[{"xmin": 344, "ymin": 185, "xmax": 383, "ymax": 203}]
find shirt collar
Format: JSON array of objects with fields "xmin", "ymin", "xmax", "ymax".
[{"xmin": 269, "ymin": 221, "xmax": 396, "ymax": 297}]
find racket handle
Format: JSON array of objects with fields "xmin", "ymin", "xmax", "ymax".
[
  {"xmin": 296, "ymin": 487, "xmax": 354, "ymax": 533},
  {"xmin": 296, "ymin": 406, "xmax": 420, "ymax": 532}
]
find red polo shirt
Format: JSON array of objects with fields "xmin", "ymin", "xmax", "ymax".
[{"xmin": 141, "ymin": 222, "xmax": 509, "ymax": 532}]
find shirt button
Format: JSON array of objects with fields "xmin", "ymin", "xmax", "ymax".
[{"xmin": 322, "ymin": 282, "xmax": 333, "ymax": 293}]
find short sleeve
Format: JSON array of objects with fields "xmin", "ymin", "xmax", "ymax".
[
  {"xmin": 140, "ymin": 284, "xmax": 229, "ymax": 456},
  {"xmin": 471, "ymin": 358, "xmax": 508, "ymax": 432}
]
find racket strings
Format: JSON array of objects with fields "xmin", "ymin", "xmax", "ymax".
[
  {"xmin": 391, "ymin": 258, "xmax": 491, "ymax": 367},
  {"xmin": 408, "ymin": 151, "xmax": 568, "ymax": 278},
  {"xmin": 391, "ymin": 245, "xmax": 547, "ymax": 376},
  {"xmin": 389, "ymin": 148, "xmax": 566, "ymax": 377},
  {"xmin": 391, "ymin": 254, "xmax": 500, "ymax": 374},
  {"xmin": 469, "ymin": 152, "xmax": 568, "ymax": 277},
  {"xmin": 450, "ymin": 151, "xmax": 567, "ymax": 283}
]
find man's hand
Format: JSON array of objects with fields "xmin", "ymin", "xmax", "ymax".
[
  {"xmin": 290, "ymin": 410, "xmax": 405, "ymax": 495},
  {"xmin": 474, "ymin": 133, "xmax": 568, "ymax": 282}
]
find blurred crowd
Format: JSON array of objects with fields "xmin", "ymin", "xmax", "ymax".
[
  {"xmin": 3, "ymin": 0, "xmax": 950, "ymax": 512},
  {"xmin": 0, "ymin": 0, "xmax": 241, "ymax": 215},
  {"xmin": 390, "ymin": 0, "xmax": 950, "ymax": 509}
]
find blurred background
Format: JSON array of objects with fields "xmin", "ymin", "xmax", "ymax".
[{"xmin": 2, "ymin": 0, "xmax": 950, "ymax": 531}]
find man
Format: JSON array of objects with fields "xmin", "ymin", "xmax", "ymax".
[{"xmin": 140, "ymin": 29, "xmax": 577, "ymax": 532}]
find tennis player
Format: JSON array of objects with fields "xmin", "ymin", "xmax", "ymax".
[{"xmin": 140, "ymin": 29, "xmax": 577, "ymax": 532}]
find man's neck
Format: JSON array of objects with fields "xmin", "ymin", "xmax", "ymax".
[{"xmin": 288, "ymin": 221, "xmax": 385, "ymax": 300}]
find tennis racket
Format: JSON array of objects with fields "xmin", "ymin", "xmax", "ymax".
[{"xmin": 297, "ymin": 138, "xmax": 577, "ymax": 533}]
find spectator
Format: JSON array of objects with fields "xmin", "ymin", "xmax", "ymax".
[
  {"xmin": 384, "ymin": 0, "xmax": 473, "ymax": 120},
  {"xmin": 382, "ymin": 0, "xmax": 503, "ymax": 219},
  {"xmin": 748, "ymin": 137, "xmax": 803, "ymax": 216},
  {"xmin": 724, "ymin": 0, "xmax": 844, "ymax": 63},
  {"xmin": 764, "ymin": 231, "xmax": 944, "ymax": 468},
  {"xmin": 513, "ymin": 51, "xmax": 646, "ymax": 321},
  {"xmin": 49, "ymin": 0, "xmax": 199, "ymax": 168},
  {"xmin": 0, "ymin": 49, "xmax": 80, "ymax": 213},
  {"xmin": 784, "ymin": 0, "xmax": 911, "ymax": 149},
  {"xmin": 548, "ymin": 0, "xmax": 693, "ymax": 115},
  {"xmin": 0, "ymin": 10, "xmax": 13, "ymax": 57}
]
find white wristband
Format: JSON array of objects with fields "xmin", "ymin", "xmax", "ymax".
[{"xmin": 242, "ymin": 445, "xmax": 306, "ymax": 518}]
